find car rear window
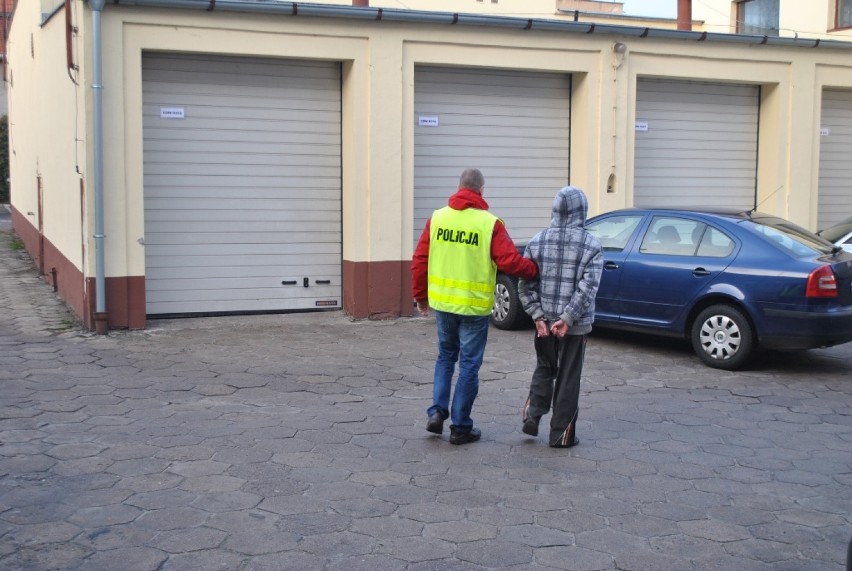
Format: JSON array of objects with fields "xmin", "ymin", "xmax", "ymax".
[{"xmin": 741, "ymin": 217, "xmax": 835, "ymax": 257}]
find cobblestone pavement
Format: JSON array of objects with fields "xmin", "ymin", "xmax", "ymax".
[{"xmin": 1, "ymin": 217, "xmax": 851, "ymax": 570}]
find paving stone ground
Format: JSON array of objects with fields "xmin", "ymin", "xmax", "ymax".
[{"xmin": 1, "ymin": 209, "xmax": 851, "ymax": 570}]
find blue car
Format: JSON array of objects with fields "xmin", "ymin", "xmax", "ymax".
[
  {"xmin": 491, "ymin": 208, "xmax": 852, "ymax": 370},
  {"xmin": 587, "ymin": 208, "xmax": 852, "ymax": 369}
]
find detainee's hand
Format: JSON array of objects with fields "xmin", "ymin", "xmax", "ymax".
[
  {"xmin": 416, "ymin": 299, "xmax": 430, "ymax": 317},
  {"xmin": 535, "ymin": 320, "xmax": 549, "ymax": 337},
  {"xmin": 550, "ymin": 319, "xmax": 568, "ymax": 338}
]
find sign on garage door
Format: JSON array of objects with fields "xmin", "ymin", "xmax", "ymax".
[
  {"xmin": 413, "ymin": 66, "xmax": 571, "ymax": 247},
  {"xmin": 635, "ymin": 79, "xmax": 759, "ymax": 211},
  {"xmin": 142, "ymin": 53, "xmax": 341, "ymax": 315}
]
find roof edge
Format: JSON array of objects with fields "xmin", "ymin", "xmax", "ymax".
[{"xmin": 102, "ymin": 0, "xmax": 852, "ymax": 50}]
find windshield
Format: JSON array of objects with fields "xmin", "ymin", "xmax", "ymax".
[{"xmin": 740, "ymin": 216, "xmax": 836, "ymax": 257}]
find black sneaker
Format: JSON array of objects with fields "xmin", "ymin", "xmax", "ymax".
[
  {"xmin": 426, "ymin": 412, "xmax": 444, "ymax": 434},
  {"xmin": 449, "ymin": 427, "xmax": 481, "ymax": 445},
  {"xmin": 549, "ymin": 436, "xmax": 580, "ymax": 449},
  {"xmin": 522, "ymin": 418, "xmax": 539, "ymax": 437}
]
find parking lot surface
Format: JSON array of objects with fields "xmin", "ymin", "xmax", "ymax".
[{"xmin": 1, "ymin": 219, "xmax": 851, "ymax": 570}]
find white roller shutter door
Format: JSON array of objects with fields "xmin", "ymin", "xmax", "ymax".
[
  {"xmin": 635, "ymin": 79, "xmax": 759, "ymax": 210},
  {"xmin": 142, "ymin": 53, "xmax": 341, "ymax": 315},
  {"xmin": 413, "ymin": 67, "xmax": 571, "ymax": 246},
  {"xmin": 818, "ymin": 89, "xmax": 852, "ymax": 230}
]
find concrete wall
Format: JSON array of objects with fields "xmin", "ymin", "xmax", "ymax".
[{"xmin": 8, "ymin": 1, "xmax": 852, "ymax": 328}]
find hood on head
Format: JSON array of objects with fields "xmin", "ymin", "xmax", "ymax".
[{"xmin": 551, "ymin": 186, "xmax": 588, "ymax": 228}]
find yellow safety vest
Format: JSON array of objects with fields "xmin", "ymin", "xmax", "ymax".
[{"xmin": 428, "ymin": 207, "xmax": 498, "ymax": 316}]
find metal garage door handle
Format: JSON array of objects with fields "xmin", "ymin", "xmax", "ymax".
[{"xmin": 282, "ymin": 279, "xmax": 330, "ymax": 287}]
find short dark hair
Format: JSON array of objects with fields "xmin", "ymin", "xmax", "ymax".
[{"xmin": 458, "ymin": 168, "xmax": 485, "ymax": 192}]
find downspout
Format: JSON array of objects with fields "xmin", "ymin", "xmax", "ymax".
[
  {"xmin": 89, "ymin": 0, "xmax": 108, "ymax": 334},
  {"xmin": 66, "ymin": 0, "xmax": 79, "ymax": 82}
]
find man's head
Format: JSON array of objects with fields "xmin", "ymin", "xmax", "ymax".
[
  {"xmin": 551, "ymin": 186, "xmax": 589, "ymax": 228},
  {"xmin": 458, "ymin": 169, "xmax": 485, "ymax": 194}
]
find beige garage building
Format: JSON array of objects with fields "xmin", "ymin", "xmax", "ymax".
[{"xmin": 8, "ymin": 0, "xmax": 852, "ymax": 330}]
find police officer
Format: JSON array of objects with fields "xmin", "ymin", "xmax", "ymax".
[{"xmin": 411, "ymin": 168, "xmax": 538, "ymax": 445}]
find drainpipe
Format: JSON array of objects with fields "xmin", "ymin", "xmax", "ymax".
[
  {"xmin": 677, "ymin": 0, "xmax": 692, "ymax": 31},
  {"xmin": 89, "ymin": 0, "xmax": 108, "ymax": 334}
]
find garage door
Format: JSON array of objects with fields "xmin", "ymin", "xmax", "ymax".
[
  {"xmin": 634, "ymin": 79, "xmax": 759, "ymax": 210},
  {"xmin": 413, "ymin": 67, "xmax": 571, "ymax": 246},
  {"xmin": 142, "ymin": 53, "xmax": 341, "ymax": 316},
  {"xmin": 818, "ymin": 89, "xmax": 852, "ymax": 230}
]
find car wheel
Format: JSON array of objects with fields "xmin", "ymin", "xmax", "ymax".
[
  {"xmin": 491, "ymin": 274, "xmax": 523, "ymax": 330},
  {"xmin": 691, "ymin": 304, "xmax": 754, "ymax": 370}
]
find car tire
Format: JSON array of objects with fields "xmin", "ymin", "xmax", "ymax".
[
  {"xmin": 691, "ymin": 304, "xmax": 754, "ymax": 370},
  {"xmin": 491, "ymin": 274, "xmax": 524, "ymax": 330}
]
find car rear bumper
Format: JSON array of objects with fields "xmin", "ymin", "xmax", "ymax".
[{"xmin": 760, "ymin": 305, "xmax": 852, "ymax": 350}]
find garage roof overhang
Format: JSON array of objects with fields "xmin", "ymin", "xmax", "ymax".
[{"xmin": 101, "ymin": 0, "xmax": 852, "ymax": 51}]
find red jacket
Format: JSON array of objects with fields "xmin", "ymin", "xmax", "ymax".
[{"xmin": 411, "ymin": 188, "xmax": 538, "ymax": 303}]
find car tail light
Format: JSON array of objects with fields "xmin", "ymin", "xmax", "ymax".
[{"xmin": 805, "ymin": 265, "xmax": 837, "ymax": 298}]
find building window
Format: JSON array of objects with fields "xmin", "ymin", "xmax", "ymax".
[
  {"xmin": 736, "ymin": 0, "xmax": 779, "ymax": 36},
  {"xmin": 838, "ymin": 0, "xmax": 852, "ymax": 29}
]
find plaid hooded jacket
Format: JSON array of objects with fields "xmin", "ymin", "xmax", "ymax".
[{"xmin": 519, "ymin": 186, "xmax": 603, "ymax": 335}]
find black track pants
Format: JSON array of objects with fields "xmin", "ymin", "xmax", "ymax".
[{"xmin": 524, "ymin": 333, "xmax": 586, "ymax": 446}]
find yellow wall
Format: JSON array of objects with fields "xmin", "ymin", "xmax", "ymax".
[
  {"xmin": 9, "ymin": 1, "xmax": 852, "ymax": 283},
  {"xmin": 8, "ymin": 0, "xmax": 87, "ymax": 271}
]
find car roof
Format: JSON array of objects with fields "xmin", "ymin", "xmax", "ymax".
[{"xmin": 595, "ymin": 207, "xmax": 768, "ymax": 221}]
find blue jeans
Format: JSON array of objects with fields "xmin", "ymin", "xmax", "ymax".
[{"xmin": 428, "ymin": 310, "xmax": 490, "ymax": 432}]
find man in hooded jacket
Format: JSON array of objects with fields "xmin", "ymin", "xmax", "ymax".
[{"xmin": 519, "ymin": 186, "xmax": 603, "ymax": 448}]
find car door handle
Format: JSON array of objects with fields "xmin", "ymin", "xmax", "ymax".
[
  {"xmin": 692, "ymin": 267, "xmax": 711, "ymax": 277},
  {"xmin": 604, "ymin": 261, "xmax": 620, "ymax": 270}
]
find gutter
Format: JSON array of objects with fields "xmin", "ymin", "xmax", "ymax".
[
  {"xmin": 105, "ymin": 0, "xmax": 852, "ymax": 50},
  {"xmin": 89, "ymin": 0, "xmax": 108, "ymax": 334}
]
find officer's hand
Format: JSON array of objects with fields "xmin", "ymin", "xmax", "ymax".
[{"xmin": 416, "ymin": 300, "xmax": 430, "ymax": 317}]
